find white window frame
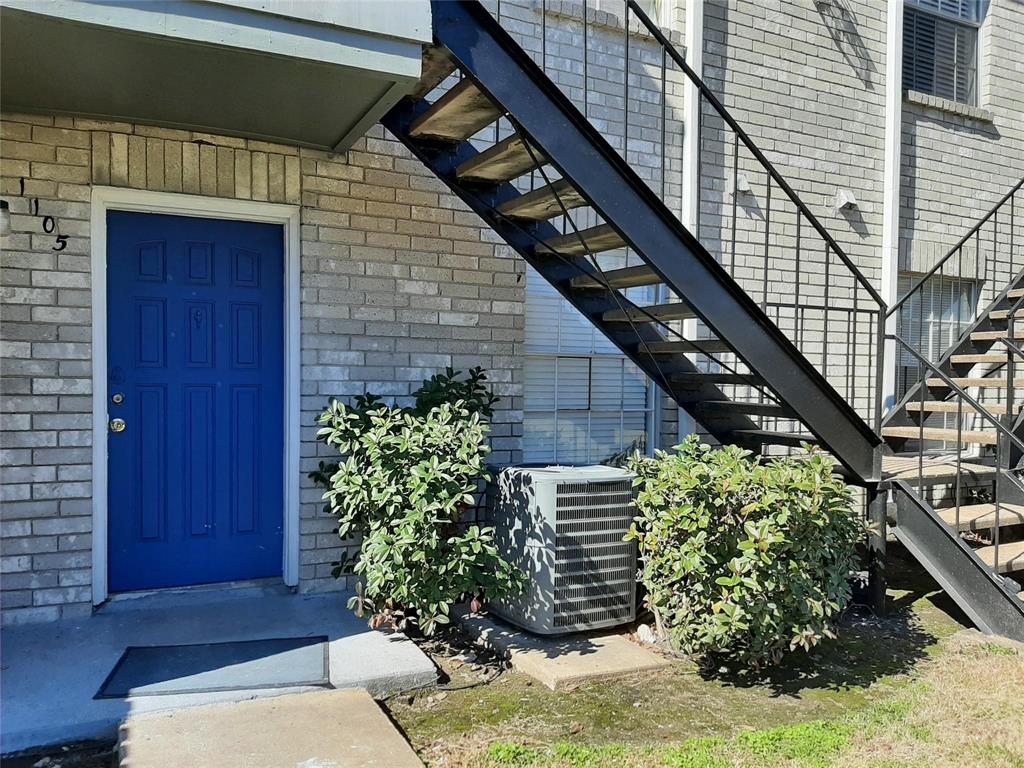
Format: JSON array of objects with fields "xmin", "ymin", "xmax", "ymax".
[
  {"xmin": 523, "ymin": 351, "xmax": 656, "ymax": 465},
  {"xmin": 902, "ymin": 0, "xmax": 984, "ymax": 106}
]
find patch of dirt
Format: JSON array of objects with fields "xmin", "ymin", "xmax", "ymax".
[{"xmin": 2, "ymin": 741, "xmax": 117, "ymax": 768}]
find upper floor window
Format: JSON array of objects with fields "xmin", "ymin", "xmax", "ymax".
[
  {"xmin": 596, "ymin": 0, "xmax": 661, "ymax": 26},
  {"xmin": 902, "ymin": 0, "xmax": 985, "ymax": 106}
]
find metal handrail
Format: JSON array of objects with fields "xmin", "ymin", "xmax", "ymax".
[
  {"xmin": 888, "ymin": 178, "xmax": 1023, "ymax": 319},
  {"xmin": 625, "ymin": 0, "xmax": 885, "ymax": 311}
]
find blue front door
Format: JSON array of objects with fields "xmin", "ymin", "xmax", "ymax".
[{"xmin": 106, "ymin": 211, "xmax": 285, "ymax": 592}]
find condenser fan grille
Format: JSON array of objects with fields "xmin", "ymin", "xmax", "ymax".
[{"xmin": 552, "ymin": 479, "xmax": 636, "ymax": 631}]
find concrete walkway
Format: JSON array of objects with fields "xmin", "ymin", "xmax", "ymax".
[
  {"xmin": 119, "ymin": 689, "xmax": 422, "ymax": 767},
  {"xmin": 1, "ymin": 587, "xmax": 436, "ymax": 754}
]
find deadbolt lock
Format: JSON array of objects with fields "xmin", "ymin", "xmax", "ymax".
[{"xmin": 111, "ymin": 392, "xmax": 124, "ymax": 405}]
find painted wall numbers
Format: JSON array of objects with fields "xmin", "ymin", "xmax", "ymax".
[{"xmin": 20, "ymin": 177, "xmax": 69, "ymax": 251}]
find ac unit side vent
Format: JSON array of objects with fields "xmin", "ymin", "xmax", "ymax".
[
  {"xmin": 556, "ymin": 543, "xmax": 635, "ymax": 560},
  {"xmin": 557, "ymin": 519, "xmax": 633, "ymax": 535},
  {"xmin": 556, "ymin": 531, "xmax": 632, "ymax": 547}
]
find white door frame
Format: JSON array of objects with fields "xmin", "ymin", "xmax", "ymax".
[{"xmin": 90, "ymin": 187, "xmax": 301, "ymax": 604}]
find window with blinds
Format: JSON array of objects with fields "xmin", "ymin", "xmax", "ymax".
[
  {"xmin": 902, "ymin": 0, "xmax": 983, "ymax": 106},
  {"xmin": 524, "ymin": 265, "xmax": 653, "ymax": 465},
  {"xmin": 896, "ymin": 273, "xmax": 978, "ymax": 396}
]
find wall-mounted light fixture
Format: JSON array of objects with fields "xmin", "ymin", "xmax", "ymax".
[
  {"xmin": 0, "ymin": 200, "xmax": 10, "ymax": 237},
  {"xmin": 833, "ymin": 188, "xmax": 858, "ymax": 214},
  {"xmin": 730, "ymin": 173, "xmax": 752, "ymax": 197}
]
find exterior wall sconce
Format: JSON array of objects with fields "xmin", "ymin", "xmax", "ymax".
[
  {"xmin": 833, "ymin": 188, "xmax": 858, "ymax": 214},
  {"xmin": 730, "ymin": 173, "xmax": 752, "ymax": 196}
]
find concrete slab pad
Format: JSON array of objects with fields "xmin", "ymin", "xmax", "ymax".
[
  {"xmin": 1, "ymin": 590, "xmax": 436, "ymax": 754},
  {"xmin": 460, "ymin": 613, "xmax": 670, "ymax": 690},
  {"xmin": 118, "ymin": 689, "xmax": 422, "ymax": 768}
]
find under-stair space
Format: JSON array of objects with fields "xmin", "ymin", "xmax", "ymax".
[
  {"xmin": 388, "ymin": 1, "xmax": 1023, "ymax": 639},
  {"xmin": 384, "ymin": 0, "xmax": 883, "ymax": 482}
]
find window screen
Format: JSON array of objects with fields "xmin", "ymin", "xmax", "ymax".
[
  {"xmin": 902, "ymin": 1, "xmax": 982, "ymax": 105},
  {"xmin": 524, "ymin": 265, "xmax": 653, "ymax": 465},
  {"xmin": 896, "ymin": 273, "xmax": 978, "ymax": 396}
]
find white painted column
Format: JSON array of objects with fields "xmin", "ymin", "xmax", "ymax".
[
  {"xmin": 677, "ymin": 0, "xmax": 703, "ymax": 442},
  {"xmin": 880, "ymin": 0, "xmax": 904, "ymax": 414}
]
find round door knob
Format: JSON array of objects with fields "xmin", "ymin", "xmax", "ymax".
[{"xmin": 109, "ymin": 418, "xmax": 126, "ymax": 433}]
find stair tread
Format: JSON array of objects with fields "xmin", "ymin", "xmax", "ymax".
[
  {"xmin": 571, "ymin": 264, "xmax": 661, "ymax": 290},
  {"xmin": 456, "ymin": 135, "xmax": 545, "ymax": 182},
  {"xmin": 938, "ymin": 503, "xmax": 1024, "ymax": 531},
  {"xmin": 970, "ymin": 329, "xmax": 1024, "ymax": 341},
  {"xmin": 987, "ymin": 309, "xmax": 1024, "ymax": 320},
  {"xmin": 409, "ymin": 78, "xmax": 503, "ymax": 141},
  {"xmin": 646, "ymin": 340, "xmax": 733, "ymax": 355},
  {"xmin": 951, "ymin": 353, "xmax": 1007, "ymax": 364},
  {"xmin": 927, "ymin": 376, "xmax": 1024, "ymax": 388},
  {"xmin": 495, "ymin": 178, "xmax": 587, "ymax": 220},
  {"xmin": 975, "ymin": 540, "xmax": 1024, "ymax": 573},
  {"xmin": 733, "ymin": 429, "xmax": 817, "ymax": 446},
  {"xmin": 1008, "ymin": 288, "xmax": 1024, "ymax": 299},
  {"xmin": 542, "ymin": 223, "xmax": 625, "ymax": 256},
  {"xmin": 603, "ymin": 302, "xmax": 695, "ymax": 323},
  {"xmin": 410, "ymin": 46, "xmax": 457, "ymax": 99},
  {"xmin": 697, "ymin": 400, "xmax": 790, "ymax": 417},
  {"xmin": 881, "ymin": 455, "xmax": 997, "ymax": 483},
  {"xmin": 882, "ymin": 426, "xmax": 998, "ymax": 445},
  {"xmin": 905, "ymin": 400, "xmax": 1012, "ymax": 415},
  {"xmin": 668, "ymin": 371, "xmax": 762, "ymax": 385}
]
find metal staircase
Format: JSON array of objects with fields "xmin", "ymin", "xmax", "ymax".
[
  {"xmin": 383, "ymin": 0, "xmax": 882, "ymax": 482},
  {"xmin": 879, "ymin": 179, "xmax": 1024, "ymax": 637},
  {"xmin": 384, "ymin": 0, "xmax": 1024, "ymax": 638}
]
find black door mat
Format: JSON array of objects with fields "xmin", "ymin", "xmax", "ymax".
[{"xmin": 95, "ymin": 636, "xmax": 330, "ymax": 698}]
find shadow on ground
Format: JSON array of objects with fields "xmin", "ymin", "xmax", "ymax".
[{"xmin": 698, "ymin": 545, "xmax": 968, "ymax": 697}]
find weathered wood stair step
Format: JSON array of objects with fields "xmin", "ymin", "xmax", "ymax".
[
  {"xmin": 540, "ymin": 224, "xmax": 625, "ymax": 257},
  {"xmin": 643, "ymin": 339, "xmax": 732, "ymax": 355},
  {"xmin": 882, "ymin": 426, "xmax": 998, "ymax": 445},
  {"xmin": 881, "ymin": 455, "xmax": 997, "ymax": 484},
  {"xmin": 409, "ymin": 78, "xmax": 503, "ymax": 141},
  {"xmin": 696, "ymin": 400, "xmax": 791, "ymax": 417},
  {"xmin": 927, "ymin": 376, "xmax": 1024, "ymax": 389},
  {"xmin": 987, "ymin": 309, "xmax": 1024, "ymax": 321},
  {"xmin": 906, "ymin": 400, "xmax": 1013, "ymax": 415},
  {"xmin": 410, "ymin": 47, "xmax": 457, "ymax": 99},
  {"xmin": 733, "ymin": 429, "xmax": 817, "ymax": 447},
  {"xmin": 938, "ymin": 503, "xmax": 1024, "ymax": 531},
  {"xmin": 603, "ymin": 302, "xmax": 695, "ymax": 323},
  {"xmin": 975, "ymin": 540, "xmax": 1024, "ymax": 574},
  {"xmin": 668, "ymin": 371, "xmax": 762, "ymax": 386},
  {"xmin": 1008, "ymin": 288, "xmax": 1024, "ymax": 299},
  {"xmin": 951, "ymin": 353, "xmax": 1007, "ymax": 365},
  {"xmin": 571, "ymin": 265, "xmax": 661, "ymax": 290},
  {"xmin": 970, "ymin": 329, "xmax": 1024, "ymax": 341},
  {"xmin": 456, "ymin": 135, "xmax": 545, "ymax": 182},
  {"xmin": 496, "ymin": 178, "xmax": 587, "ymax": 220}
]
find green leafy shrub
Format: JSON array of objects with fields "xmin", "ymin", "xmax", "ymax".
[
  {"xmin": 311, "ymin": 367, "xmax": 520, "ymax": 634},
  {"xmin": 626, "ymin": 436, "xmax": 864, "ymax": 667}
]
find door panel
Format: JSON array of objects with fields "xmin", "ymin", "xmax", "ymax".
[{"xmin": 106, "ymin": 211, "xmax": 285, "ymax": 592}]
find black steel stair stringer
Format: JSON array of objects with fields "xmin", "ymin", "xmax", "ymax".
[
  {"xmin": 393, "ymin": 0, "xmax": 882, "ymax": 481},
  {"xmin": 382, "ymin": 97, "xmax": 762, "ymax": 449}
]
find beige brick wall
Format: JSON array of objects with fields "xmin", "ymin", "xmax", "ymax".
[{"xmin": 0, "ymin": 113, "xmax": 527, "ymax": 624}]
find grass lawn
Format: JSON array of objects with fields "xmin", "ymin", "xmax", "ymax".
[{"xmin": 387, "ymin": 557, "xmax": 1024, "ymax": 768}]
